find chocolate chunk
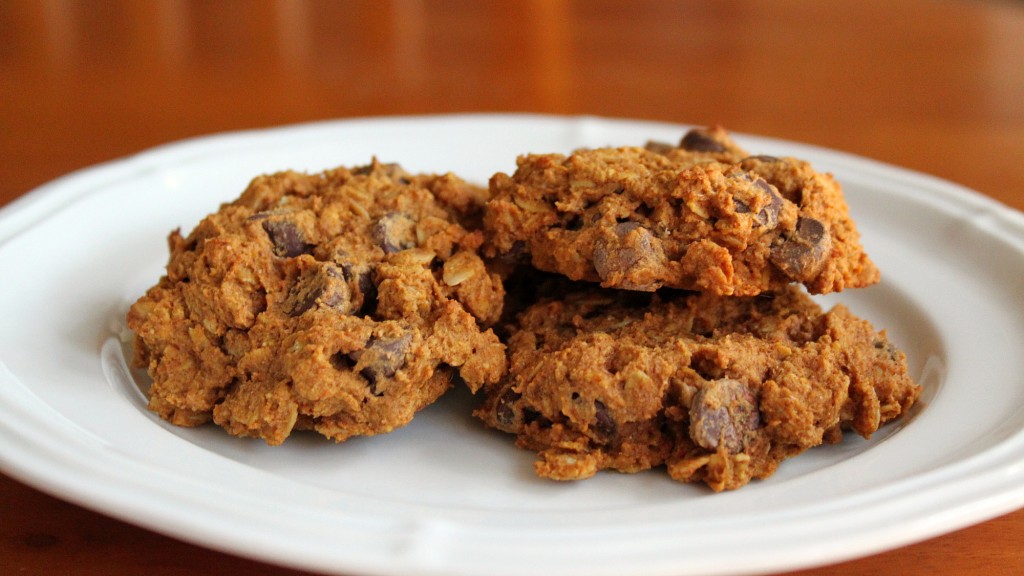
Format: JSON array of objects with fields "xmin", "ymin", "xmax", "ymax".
[
  {"xmin": 592, "ymin": 222, "xmax": 661, "ymax": 291},
  {"xmin": 743, "ymin": 154, "xmax": 781, "ymax": 163},
  {"xmin": 349, "ymin": 332, "xmax": 412, "ymax": 394},
  {"xmin": 593, "ymin": 399, "xmax": 618, "ymax": 440},
  {"xmin": 494, "ymin": 386, "xmax": 523, "ymax": 432},
  {"xmin": 284, "ymin": 263, "xmax": 352, "ymax": 317},
  {"xmin": 680, "ymin": 128, "xmax": 727, "ymax": 153},
  {"xmin": 340, "ymin": 262, "xmax": 378, "ymax": 316},
  {"xmin": 770, "ymin": 217, "xmax": 832, "ymax": 281},
  {"xmin": 735, "ymin": 178, "xmax": 784, "ymax": 229},
  {"xmin": 371, "ymin": 212, "xmax": 417, "ymax": 254},
  {"xmin": 752, "ymin": 179, "xmax": 784, "ymax": 228},
  {"xmin": 352, "ymin": 161, "xmax": 412, "ymax": 183},
  {"xmin": 689, "ymin": 378, "xmax": 759, "ymax": 453},
  {"xmin": 286, "ymin": 288, "xmax": 320, "ymax": 317},
  {"xmin": 262, "ymin": 219, "xmax": 314, "ymax": 258}
]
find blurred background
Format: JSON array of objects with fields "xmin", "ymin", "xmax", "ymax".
[{"xmin": 2, "ymin": 0, "xmax": 1022, "ymax": 205}]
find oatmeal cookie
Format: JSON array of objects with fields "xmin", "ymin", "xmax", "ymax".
[
  {"xmin": 127, "ymin": 159, "xmax": 507, "ymax": 445},
  {"xmin": 484, "ymin": 127, "xmax": 879, "ymax": 295},
  {"xmin": 475, "ymin": 283, "xmax": 920, "ymax": 491}
]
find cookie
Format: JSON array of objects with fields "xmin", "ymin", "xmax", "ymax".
[
  {"xmin": 474, "ymin": 282, "xmax": 920, "ymax": 491},
  {"xmin": 127, "ymin": 159, "xmax": 507, "ymax": 445},
  {"xmin": 483, "ymin": 126, "xmax": 879, "ymax": 295}
]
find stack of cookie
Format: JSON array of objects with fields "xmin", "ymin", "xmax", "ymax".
[
  {"xmin": 475, "ymin": 126, "xmax": 919, "ymax": 491},
  {"xmin": 127, "ymin": 127, "xmax": 920, "ymax": 492}
]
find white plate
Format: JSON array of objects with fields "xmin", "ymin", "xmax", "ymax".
[{"xmin": 2, "ymin": 114, "xmax": 1024, "ymax": 576}]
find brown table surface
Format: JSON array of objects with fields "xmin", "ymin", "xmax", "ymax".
[{"xmin": 2, "ymin": 1, "xmax": 1023, "ymax": 575}]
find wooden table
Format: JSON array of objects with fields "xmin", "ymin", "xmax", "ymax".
[{"xmin": 2, "ymin": 1, "xmax": 1022, "ymax": 574}]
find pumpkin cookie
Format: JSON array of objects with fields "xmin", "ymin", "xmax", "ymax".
[
  {"xmin": 483, "ymin": 127, "xmax": 879, "ymax": 295},
  {"xmin": 475, "ymin": 283, "xmax": 919, "ymax": 491},
  {"xmin": 128, "ymin": 159, "xmax": 507, "ymax": 445}
]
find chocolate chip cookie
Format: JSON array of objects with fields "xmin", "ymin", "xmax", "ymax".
[
  {"xmin": 484, "ymin": 127, "xmax": 879, "ymax": 295},
  {"xmin": 475, "ymin": 282, "xmax": 920, "ymax": 491},
  {"xmin": 127, "ymin": 159, "xmax": 507, "ymax": 445}
]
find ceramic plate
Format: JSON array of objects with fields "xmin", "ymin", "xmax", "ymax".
[{"xmin": 2, "ymin": 114, "xmax": 1023, "ymax": 576}]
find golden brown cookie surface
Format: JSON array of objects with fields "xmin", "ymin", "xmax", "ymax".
[
  {"xmin": 128, "ymin": 160, "xmax": 507, "ymax": 445},
  {"xmin": 484, "ymin": 127, "xmax": 879, "ymax": 295},
  {"xmin": 475, "ymin": 282, "xmax": 920, "ymax": 491}
]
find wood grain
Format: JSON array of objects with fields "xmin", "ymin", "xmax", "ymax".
[{"xmin": 2, "ymin": 1, "xmax": 1022, "ymax": 575}]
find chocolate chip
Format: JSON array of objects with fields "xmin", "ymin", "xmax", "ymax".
[
  {"xmin": 371, "ymin": 212, "xmax": 417, "ymax": 254},
  {"xmin": 285, "ymin": 289, "xmax": 319, "ymax": 317},
  {"xmin": 770, "ymin": 217, "xmax": 832, "ymax": 281},
  {"xmin": 349, "ymin": 332, "xmax": 412, "ymax": 394},
  {"xmin": 593, "ymin": 400, "xmax": 617, "ymax": 440},
  {"xmin": 743, "ymin": 154, "xmax": 781, "ymax": 163},
  {"xmin": 340, "ymin": 262, "xmax": 378, "ymax": 316},
  {"xmin": 284, "ymin": 263, "xmax": 352, "ymax": 317},
  {"xmin": 262, "ymin": 219, "xmax": 314, "ymax": 258},
  {"xmin": 494, "ymin": 386, "xmax": 523, "ymax": 431},
  {"xmin": 680, "ymin": 128, "xmax": 727, "ymax": 153},
  {"xmin": 688, "ymin": 378, "xmax": 759, "ymax": 453},
  {"xmin": 353, "ymin": 161, "xmax": 411, "ymax": 183},
  {"xmin": 592, "ymin": 222, "xmax": 661, "ymax": 291},
  {"xmin": 735, "ymin": 178, "xmax": 784, "ymax": 229}
]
